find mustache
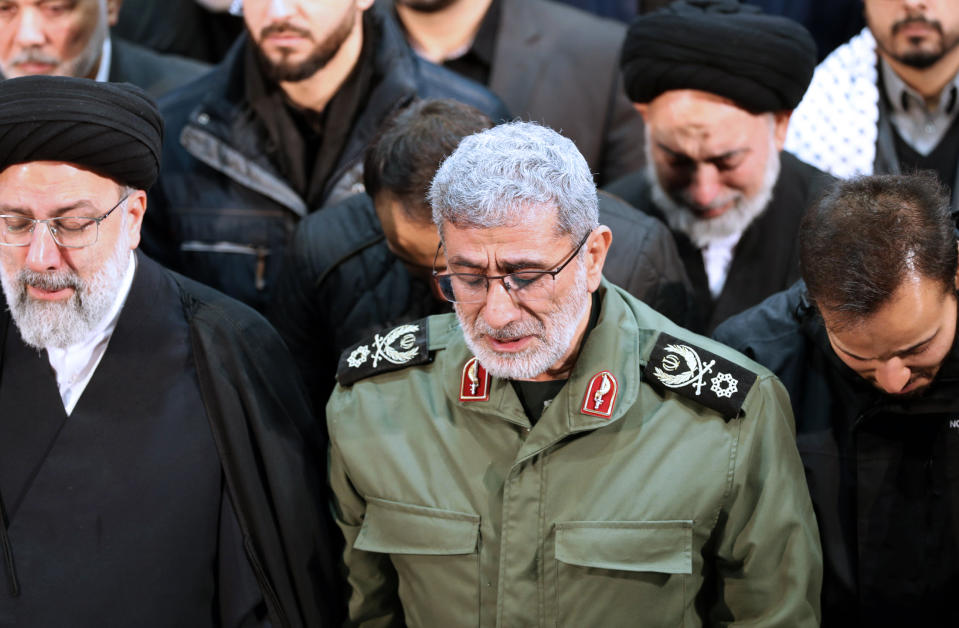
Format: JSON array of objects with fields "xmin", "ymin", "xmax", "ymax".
[
  {"xmin": 18, "ymin": 269, "xmax": 81, "ymax": 294},
  {"xmin": 9, "ymin": 48, "xmax": 59, "ymax": 66},
  {"xmin": 678, "ymin": 190, "xmax": 743, "ymax": 215},
  {"xmin": 471, "ymin": 316, "xmax": 544, "ymax": 341},
  {"xmin": 892, "ymin": 15, "xmax": 943, "ymax": 36},
  {"xmin": 259, "ymin": 22, "xmax": 313, "ymax": 41}
]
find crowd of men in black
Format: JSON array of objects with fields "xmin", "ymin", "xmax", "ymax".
[{"xmin": 0, "ymin": 0, "xmax": 955, "ymax": 625}]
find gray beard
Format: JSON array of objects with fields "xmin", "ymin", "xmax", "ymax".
[
  {"xmin": 646, "ymin": 140, "xmax": 781, "ymax": 249},
  {"xmin": 0, "ymin": 229, "xmax": 131, "ymax": 351},
  {"xmin": 456, "ymin": 261, "xmax": 590, "ymax": 380}
]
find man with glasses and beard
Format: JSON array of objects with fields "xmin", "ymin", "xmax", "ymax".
[
  {"xmin": 607, "ymin": 0, "xmax": 833, "ymax": 333},
  {"xmin": 0, "ymin": 76, "xmax": 333, "ymax": 627},
  {"xmin": 714, "ymin": 173, "xmax": 959, "ymax": 625},
  {"xmin": 146, "ymin": 0, "xmax": 507, "ymax": 312},
  {"xmin": 327, "ymin": 121, "xmax": 822, "ymax": 626},
  {"xmin": 788, "ymin": 0, "xmax": 959, "ymax": 211}
]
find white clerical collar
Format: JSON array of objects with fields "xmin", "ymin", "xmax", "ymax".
[
  {"xmin": 94, "ymin": 36, "xmax": 112, "ymax": 83},
  {"xmin": 47, "ymin": 251, "xmax": 136, "ymax": 415},
  {"xmin": 700, "ymin": 231, "xmax": 743, "ymax": 300}
]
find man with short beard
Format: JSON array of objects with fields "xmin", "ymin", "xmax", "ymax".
[
  {"xmin": 606, "ymin": 0, "xmax": 832, "ymax": 333},
  {"xmin": 788, "ymin": 0, "xmax": 959, "ymax": 211},
  {"xmin": 714, "ymin": 173, "xmax": 959, "ymax": 624},
  {"xmin": 327, "ymin": 121, "xmax": 822, "ymax": 626},
  {"xmin": 146, "ymin": 0, "xmax": 507, "ymax": 312},
  {"xmin": 0, "ymin": 0, "xmax": 210, "ymax": 96},
  {"xmin": 0, "ymin": 76, "xmax": 335, "ymax": 626}
]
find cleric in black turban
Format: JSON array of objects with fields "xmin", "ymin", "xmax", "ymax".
[
  {"xmin": 620, "ymin": 0, "xmax": 817, "ymax": 112},
  {"xmin": 0, "ymin": 75, "xmax": 163, "ymax": 190}
]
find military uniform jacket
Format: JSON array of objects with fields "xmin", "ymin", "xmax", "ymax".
[{"xmin": 328, "ymin": 281, "xmax": 822, "ymax": 627}]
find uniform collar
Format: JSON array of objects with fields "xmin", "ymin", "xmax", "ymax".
[{"xmin": 440, "ymin": 280, "xmax": 643, "ymax": 460}]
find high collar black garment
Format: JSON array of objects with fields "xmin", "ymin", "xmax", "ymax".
[
  {"xmin": 799, "ymin": 293, "xmax": 959, "ymax": 626},
  {"xmin": 244, "ymin": 13, "xmax": 378, "ymax": 211},
  {"xmin": 396, "ymin": 0, "xmax": 500, "ymax": 86}
]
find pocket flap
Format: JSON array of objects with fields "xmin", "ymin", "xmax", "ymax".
[
  {"xmin": 355, "ymin": 497, "xmax": 480, "ymax": 555},
  {"xmin": 555, "ymin": 520, "xmax": 693, "ymax": 574}
]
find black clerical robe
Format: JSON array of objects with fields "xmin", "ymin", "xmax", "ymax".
[
  {"xmin": 0, "ymin": 253, "xmax": 333, "ymax": 627},
  {"xmin": 604, "ymin": 151, "xmax": 834, "ymax": 333}
]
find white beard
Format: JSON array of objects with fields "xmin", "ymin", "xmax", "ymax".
[
  {"xmin": 0, "ymin": 225, "xmax": 131, "ymax": 351},
  {"xmin": 456, "ymin": 261, "xmax": 590, "ymax": 380},
  {"xmin": 646, "ymin": 136, "xmax": 781, "ymax": 249}
]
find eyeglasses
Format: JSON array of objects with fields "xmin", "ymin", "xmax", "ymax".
[
  {"xmin": 0, "ymin": 193, "xmax": 129, "ymax": 249},
  {"xmin": 433, "ymin": 231, "xmax": 590, "ymax": 304}
]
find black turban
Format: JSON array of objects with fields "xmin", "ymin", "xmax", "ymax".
[
  {"xmin": 0, "ymin": 75, "xmax": 163, "ymax": 189},
  {"xmin": 621, "ymin": 0, "xmax": 817, "ymax": 112}
]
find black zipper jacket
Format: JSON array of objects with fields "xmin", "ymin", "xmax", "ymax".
[
  {"xmin": 144, "ymin": 8, "xmax": 508, "ymax": 312},
  {"xmin": 714, "ymin": 281, "xmax": 959, "ymax": 626}
]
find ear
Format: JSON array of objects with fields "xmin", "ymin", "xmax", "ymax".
[
  {"xmin": 124, "ymin": 189, "xmax": 147, "ymax": 251},
  {"xmin": 584, "ymin": 226, "xmax": 612, "ymax": 293},
  {"xmin": 107, "ymin": 0, "xmax": 123, "ymax": 26},
  {"xmin": 772, "ymin": 110, "xmax": 793, "ymax": 151},
  {"xmin": 633, "ymin": 103, "xmax": 648, "ymax": 123}
]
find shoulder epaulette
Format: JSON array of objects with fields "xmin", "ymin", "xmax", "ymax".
[
  {"xmin": 336, "ymin": 318, "xmax": 432, "ymax": 386},
  {"xmin": 643, "ymin": 332, "xmax": 758, "ymax": 420}
]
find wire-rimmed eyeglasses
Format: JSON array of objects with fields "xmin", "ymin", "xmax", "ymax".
[
  {"xmin": 0, "ymin": 193, "xmax": 129, "ymax": 249},
  {"xmin": 432, "ymin": 231, "xmax": 591, "ymax": 304}
]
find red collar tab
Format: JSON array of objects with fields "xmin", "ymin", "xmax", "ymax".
[
  {"xmin": 460, "ymin": 357, "xmax": 491, "ymax": 402},
  {"xmin": 580, "ymin": 370, "xmax": 618, "ymax": 418}
]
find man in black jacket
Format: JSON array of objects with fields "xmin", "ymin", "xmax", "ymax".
[
  {"xmin": 608, "ymin": 0, "xmax": 832, "ymax": 333},
  {"xmin": 0, "ymin": 76, "xmax": 333, "ymax": 627},
  {"xmin": 271, "ymin": 99, "xmax": 692, "ymax": 413},
  {"xmin": 145, "ymin": 0, "xmax": 507, "ymax": 311},
  {"xmin": 714, "ymin": 173, "xmax": 959, "ymax": 626}
]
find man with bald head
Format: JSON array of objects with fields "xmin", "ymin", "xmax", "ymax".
[
  {"xmin": 0, "ymin": 76, "xmax": 331, "ymax": 626},
  {"xmin": 608, "ymin": 0, "xmax": 832, "ymax": 333}
]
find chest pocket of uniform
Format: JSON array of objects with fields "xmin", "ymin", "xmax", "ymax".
[
  {"xmin": 553, "ymin": 520, "xmax": 692, "ymax": 627},
  {"xmin": 355, "ymin": 497, "xmax": 480, "ymax": 627}
]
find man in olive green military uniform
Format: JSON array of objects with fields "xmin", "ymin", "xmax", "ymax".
[{"xmin": 327, "ymin": 121, "xmax": 822, "ymax": 626}]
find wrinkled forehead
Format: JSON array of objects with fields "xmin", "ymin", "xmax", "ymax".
[
  {"xmin": 438, "ymin": 203, "xmax": 566, "ymax": 238},
  {"xmin": 646, "ymin": 90, "xmax": 772, "ymax": 140}
]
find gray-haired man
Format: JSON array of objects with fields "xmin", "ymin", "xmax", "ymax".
[{"xmin": 327, "ymin": 121, "xmax": 822, "ymax": 626}]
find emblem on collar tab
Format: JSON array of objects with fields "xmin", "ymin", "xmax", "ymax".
[
  {"xmin": 581, "ymin": 370, "xmax": 618, "ymax": 418},
  {"xmin": 644, "ymin": 332, "xmax": 757, "ymax": 420},
  {"xmin": 460, "ymin": 357, "xmax": 491, "ymax": 402}
]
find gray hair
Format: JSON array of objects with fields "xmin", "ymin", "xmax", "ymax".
[{"xmin": 429, "ymin": 121, "xmax": 599, "ymax": 241}]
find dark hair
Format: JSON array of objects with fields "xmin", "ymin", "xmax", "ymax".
[
  {"xmin": 800, "ymin": 173, "xmax": 957, "ymax": 325},
  {"xmin": 363, "ymin": 99, "xmax": 493, "ymax": 222}
]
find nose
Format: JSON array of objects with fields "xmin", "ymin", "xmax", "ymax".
[
  {"xmin": 14, "ymin": 8, "xmax": 45, "ymax": 48},
  {"xmin": 874, "ymin": 357, "xmax": 912, "ymax": 394},
  {"xmin": 688, "ymin": 164, "xmax": 722, "ymax": 210},
  {"xmin": 25, "ymin": 222, "xmax": 63, "ymax": 273},
  {"xmin": 480, "ymin": 279, "xmax": 523, "ymax": 329},
  {"xmin": 266, "ymin": 0, "xmax": 294, "ymax": 19}
]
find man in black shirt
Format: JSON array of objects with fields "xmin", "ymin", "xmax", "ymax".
[
  {"xmin": 714, "ymin": 173, "xmax": 959, "ymax": 625},
  {"xmin": 392, "ymin": 0, "xmax": 646, "ymax": 185}
]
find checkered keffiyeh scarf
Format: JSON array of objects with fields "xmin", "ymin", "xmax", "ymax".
[{"xmin": 785, "ymin": 28, "xmax": 880, "ymax": 179}]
